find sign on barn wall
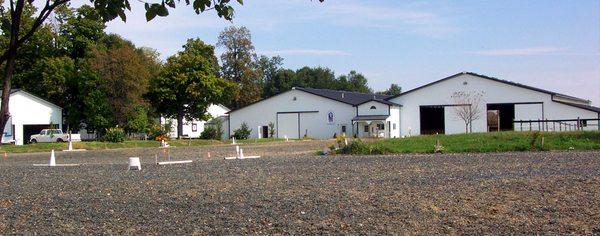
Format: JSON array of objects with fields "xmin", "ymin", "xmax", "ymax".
[{"xmin": 327, "ymin": 111, "xmax": 335, "ymax": 124}]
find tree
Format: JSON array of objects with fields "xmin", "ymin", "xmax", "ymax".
[
  {"xmin": 87, "ymin": 34, "xmax": 154, "ymax": 128},
  {"xmin": 343, "ymin": 71, "xmax": 372, "ymax": 93},
  {"xmin": 0, "ymin": 0, "xmax": 246, "ymax": 144},
  {"xmin": 451, "ymin": 91, "xmax": 485, "ymax": 133},
  {"xmin": 378, "ymin": 83, "xmax": 402, "ymax": 96},
  {"xmin": 147, "ymin": 38, "xmax": 235, "ymax": 139},
  {"xmin": 217, "ymin": 26, "xmax": 262, "ymax": 109},
  {"xmin": 257, "ymin": 55, "xmax": 283, "ymax": 97}
]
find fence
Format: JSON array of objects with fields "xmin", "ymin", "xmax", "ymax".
[{"xmin": 513, "ymin": 118, "xmax": 600, "ymax": 132}]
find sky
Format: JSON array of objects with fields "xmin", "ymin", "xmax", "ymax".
[{"xmin": 78, "ymin": 0, "xmax": 600, "ymax": 105}]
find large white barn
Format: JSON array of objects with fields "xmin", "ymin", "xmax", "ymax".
[
  {"xmin": 228, "ymin": 72, "xmax": 599, "ymax": 139},
  {"xmin": 1, "ymin": 90, "xmax": 63, "ymax": 145}
]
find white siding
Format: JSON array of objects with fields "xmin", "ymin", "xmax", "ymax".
[
  {"xmin": 164, "ymin": 104, "xmax": 230, "ymax": 138},
  {"xmin": 229, "ymin": 89, "xmax": 356, "ymax": 139},
  {"xmin": 387, "ymin": 106, "xmax": 401, "ymax": 138},
  {"xmin": 357, "ymin": 101, "xmax": 389, "ymax": 116},
  {"xmin": 390, "ymin": 73, "xmax": 599, "ymax": 136}
]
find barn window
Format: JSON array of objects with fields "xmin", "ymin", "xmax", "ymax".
[
  {"xmin": 370, "ymin": 106, "xmax": 377, "ymax": 110},
  {"xmin": 377, "ymin": 123, "xmax": 385, "ymax": 130},
  {"xmin": 364, "ymin": 125, "xmax": 369, "ymax": 132},
  {"xmin": 192, "ymin": 123, "xmax": 197, "ymax": 132}
]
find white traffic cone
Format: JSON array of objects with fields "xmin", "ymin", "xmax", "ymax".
[
  {"xmin": 284, "ymin": 135, "xmax": 288, "ymax": 142},
  {"xmin": 232, "ymin": 137, "xmax": 236, "ymax": 145},
  {"xmin": 239, "ymin": 149, "xmax": 244, "ymax": 159},
  {"xmin": 68, "ymin": 141, "xmax": 73, "ymax": 151},
  {"xmin": 49, "ymin": 150, "xmax": 56, "ymax": 166},
  {"xmin": 236, "ymin": 145, "xmax": 240, "ymax": 157}
]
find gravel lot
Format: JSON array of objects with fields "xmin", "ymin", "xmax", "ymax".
[{"xmin": 1, "ymin": 142, "xmax": 599, "ymax": 234}]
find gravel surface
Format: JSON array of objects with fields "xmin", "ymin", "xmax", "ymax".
[{"xmin": 0, "ymin": 144, "xmax": 599, "ymax": 234}]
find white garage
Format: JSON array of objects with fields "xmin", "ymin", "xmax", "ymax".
[
  {"xmin": 1, "ymin": 90, "xmax": 63, "ymax": 145},
  {"xmin": 161, "ymin": 104, "xmax": 230, "ymax": 139}
]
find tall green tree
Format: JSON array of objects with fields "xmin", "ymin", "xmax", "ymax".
[
  {"xmin": 147, "ymin": 38, "xmax": 235, "ymax": 138},
  {"xmin": 217, "ymin": 26, "xmax": 262, "ymax": 109},
  {"xmin": 257, "ymin": 55, "xmax": 283, "ymax": 97},
  {"xmin": 0, "ymin": 0, "xmax": 246, "ymax": 141},
  {"xmin": 378, "ymin": 83, "xmax": 402, "ymax": 96}
]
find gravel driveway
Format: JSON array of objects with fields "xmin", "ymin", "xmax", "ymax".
[{"xmin": 0, "ymin": 144, "xmax": 598, "ymax": 234}]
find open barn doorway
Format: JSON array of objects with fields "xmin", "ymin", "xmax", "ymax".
[
  {"xmin": 487, "ymin": 104, "xmax": 515, "ymax": 131},
  {"xmin": 420, "ymin": 106, "xmax": 445, "ymax": 135}
]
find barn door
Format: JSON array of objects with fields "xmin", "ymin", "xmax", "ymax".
[{"xmin": 277, "ymin": 113, "xmax": 299, "ymax": 139}]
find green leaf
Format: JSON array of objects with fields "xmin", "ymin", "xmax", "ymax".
[
  {"xmin": 166, "ymin": 0, "xmax": 176, "ymax": 8},
  {"xmin": 118, "ymin": 11, "xmax": 127, "ymax": 21},
  {"xmin": 145, "ymin": 6, "xmax": 157, "ymax": 21},
  {"xmin": 237, "ymin": 0, "xmax": 243, "ymax": 5}
]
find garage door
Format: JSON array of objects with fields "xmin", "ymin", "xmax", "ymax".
[{"xmin": 277, "ymin": 113, "xmax": 299, "ymax": 139}]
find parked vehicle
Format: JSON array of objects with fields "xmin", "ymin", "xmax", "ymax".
[{"xmin": 29, "ymin": 129, "xmax": 81, "ymax": 143}]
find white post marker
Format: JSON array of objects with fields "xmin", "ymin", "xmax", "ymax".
[
  {"xmin": 224, "ymin": 146, "xmax": 260, "ymax": 160},
  {"xmin": 68, "ymin": 141, "xmax": 73, "ymax": 151},
  {"xmin": 284, "ymin": 135, "xmax": 288, "ymax": 142},
  {"xmin": 33, "ymin": 149, "xmax": 79, "ymax": 167},
  {"xmin": 344, "ymin": 138, "xmax": 348, "ymax": 146},
  {"xmin": 49, "ymin": 150, "xmax": 56, "ymax": 166},
  {"xmin": 129, "ymin": 157, "xmax": 142, "ymax": 170},
  {"xmin": 231, "ymin": 137, "xmax": 236, "ymax": 145}
]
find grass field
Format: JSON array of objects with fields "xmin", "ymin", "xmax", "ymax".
[
  {"xmin": 340, "ymin": 131, "xmax": 600, "ymax": 155},
  {"xmin": 0, "ymin": 138, "xmax": 287, "ymax": 153}
]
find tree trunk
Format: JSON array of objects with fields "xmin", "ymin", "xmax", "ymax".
[
  {"xmin": 176, "ymin": 112, "xmax": 184, "ymax": 139},
  {"xmin": 0, "ymin": 0, "xmax": 25, "ymax": 140}
]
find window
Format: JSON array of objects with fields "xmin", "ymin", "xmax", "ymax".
[
  {"xmin": 192, "ymin": 123, "xmax": 198, "ymax": 132},
  {"xmin": 364, "ymin": 125, "xmax": 369, "ymax": 132},
  {"xmin": 393, "ymin": 123, "xmax": 397, "ymax": 130},
  {"xmin": 341, "ymin": 125, "xmax": 346, "ymax": 133},
  {"xmin": 377, "ymin": 123, "xmax": 385, "ymax": 130},
  {"xmin": 370, "ymin": 105, "xmax": 377, "ymax": 110},
  {"xmin": 293, "ymin": 97, "xmax": 297, "ymax": 101}
]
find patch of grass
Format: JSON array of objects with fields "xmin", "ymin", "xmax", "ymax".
[
  {"xmin": 0, "ymin": 139, "xmax": 222, "ymax": 154},
  {"xmin": 336, "ymin": 131, "xmax": 600, "ymax": 155}
]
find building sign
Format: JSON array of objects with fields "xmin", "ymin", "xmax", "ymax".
[{"xmin": 327, "ymin": 111, "xmax": 334, "ymax": 124}]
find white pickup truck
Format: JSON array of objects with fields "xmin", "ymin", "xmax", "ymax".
[{"xmin": 29, "ymin": 129, "xmax": 81, "ymax": 143}]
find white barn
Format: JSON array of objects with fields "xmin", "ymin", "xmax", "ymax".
[
  {"xmin": 228, "ymin": 87, "xmax": 402, "ymax": 139},
  {"xmin": 1, "ymin": 90, "xmax": 63, "ymax": 145},
  {"xmin": 161, "ymin": 104, "xmax": 230, "ymax": 138},
  {"xmin": 228, "ymin": 72, "xmax": 599, "ymax": 139},
  {"xmin": 388, "ymin": 72, "xmax": 599, "ymax": 136}
]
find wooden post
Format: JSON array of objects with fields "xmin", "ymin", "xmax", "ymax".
[
  {"xmin": 545, "ymin": 119, "xmax": 548, "ymax": 131},
  {"xmin": 577, "ymin": 117, "xmax": 580, "ymax": 130},
  {"xmin": 538, "ymin": 119, "xmax": 541, "ymax": 131},
  {"xmin": 553, "ymin": 122, "xmax": 555, "ymax": 132},
  {"xmin": 529, "ymin": 121, "xmax": 532, "ymax": 131}
]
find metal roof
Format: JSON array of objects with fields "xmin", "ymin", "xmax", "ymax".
[
  {"xmin": 352, "ymin": 115, "xmax": 390, "ymax": 121},
  {"xmin": 295, "ymin": 87, "xmax": 392, "ymax": 106}
]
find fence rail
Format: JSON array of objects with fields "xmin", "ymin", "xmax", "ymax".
[{"xmin": 513, "ymin": 118, "xmax": 600, "ymax": 132}]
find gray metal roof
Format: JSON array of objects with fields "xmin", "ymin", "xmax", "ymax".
[
  {"xmin": 295, "ymin": 87, "xmax": 392, "ymax": 106},
  {"xmin": 352, "ymin": 115, "xmax": 390, "ymax": 121}
]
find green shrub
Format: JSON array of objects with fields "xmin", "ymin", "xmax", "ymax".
[
  {"xmin": 200, "ymin": 126, "xmax": 219, "ymax": 140},
  {"xmin": 103, "ymin": 127, "xmax": 125, "ymax": 143},
  {"xmin": 233, "ymin": 122, "xmax": 252, "ymax": 140},
  {"xmin": 529, "ymin": 131, "xmax": 541, "ymax": 150},
  {"xmin": 268, "ymin": 122, "xmax": 275, "ymax": 138}
]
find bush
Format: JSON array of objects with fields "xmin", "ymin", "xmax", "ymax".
[
  {"xmin": 148, "ymin": 120, "xmax": 172, "ymax": 141},
  {"xmin": 336, "ymin": 139, "xmax": 389, "ymax": 155},
  {"xmin": 233, "ymin": 122, "xmax": 252, "ymax": 140},
  {"xmin": 200, "ymin": 126, "xmax": 219, "ymax": 140},
  {"xmin": 103, "ymin": 127, "xmax": 125, "ymax": 143},
  {"xmin": 268, "ymin": 122, "xmax": 275, "ymax": 138}
]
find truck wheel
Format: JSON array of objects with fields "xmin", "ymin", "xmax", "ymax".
[
  {"xmin": 56, "ymin": 138, "xmax": 63, "ymax": 142},
  {"xmin": 30, "ymin": 139, "xmax": 37, "ymax": 143}
]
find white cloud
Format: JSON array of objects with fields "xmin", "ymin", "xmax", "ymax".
[
  {"xmin": 259, "ymin": 49, "xmax": 350, "ymax": 56},
  {"xmin": 470, "ymin": 47, "xmax": 567, "ymax": 56}
]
